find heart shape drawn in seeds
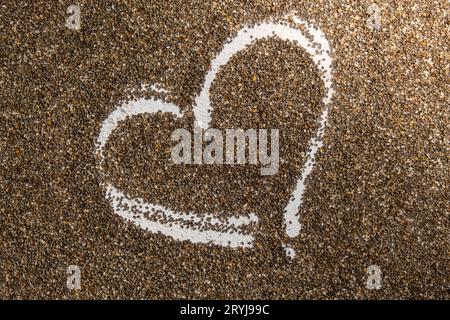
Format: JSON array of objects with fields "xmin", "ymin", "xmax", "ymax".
[{"xmin": 95, "ymin": 14, "xmax": 334, "ymax": 257}]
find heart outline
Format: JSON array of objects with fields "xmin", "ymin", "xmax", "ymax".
[{"xmin": 95, "ymin": 14, "xmax": 334, "ymax": 251}]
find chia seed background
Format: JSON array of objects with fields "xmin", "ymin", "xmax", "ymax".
[{"xmin": 0, "ymin": 0, "xmax": 448, "ymax": 299}]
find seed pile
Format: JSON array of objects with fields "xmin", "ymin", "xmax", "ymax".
[{"xmin": 0, "ymin": 0, "xmax": 448, "ymax": 299}]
